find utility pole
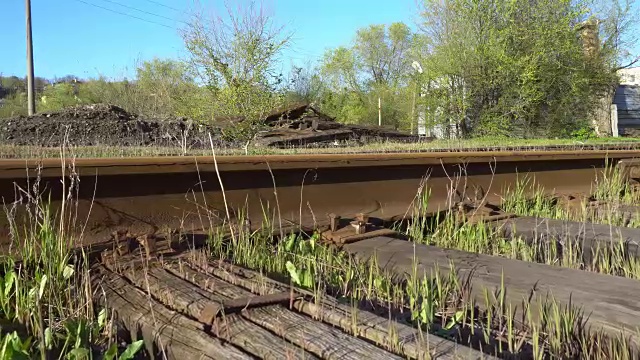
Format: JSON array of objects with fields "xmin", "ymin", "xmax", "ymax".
[{"xmin": 26, "ymin": 0, "xmax": 36, "ymax": 115}]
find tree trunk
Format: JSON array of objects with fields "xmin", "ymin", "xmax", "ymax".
[
  {"xmin": 578, "ymin": 18, "xmax": 615, "ymax": 138},
  {"xmin": 591, "ymin": 85, "xmax": 615, "ymax": 137}
]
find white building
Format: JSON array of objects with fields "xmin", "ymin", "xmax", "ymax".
[
  {"xmin": 619, "ymin": 67, "xmax": 640, "ymax": 86},
  {"xmin": 612, "ymin": 67, "xmax": 640, "ymax": 136},
  {"xmin": 415, "ymin": 76, "xmax": 462, "ymax": 140}
]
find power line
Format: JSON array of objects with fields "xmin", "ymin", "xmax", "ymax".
[
  {"xmin": 140, "ymin": 0, "xmax": 182, "ymax": 13},
  {"xmin": 71, "ymin": 0, "xmax": 321, "ymax": 64},
  {"xmin": 72, "ymin": 0, "xmax": 177, "ymax": 29},
  {"xmin": 94, "ymin": 0, "xmax": 188, "ymax": 25}
]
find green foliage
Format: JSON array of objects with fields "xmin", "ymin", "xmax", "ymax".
[
  {"xmin": 318, "ymin": 91, "xmax": 367, "ymax": 125},
  {"xmin": 205, "ymin": 196, "xmax": 639, "ymax": 358},
  {"xmin": 0, "ymin": 93, "xmax": 28, "ymax": 118},
  {"xmin": 0, "ymin": 332, "xmax": 31, "ymax": 360},
  {"xmin": 285, "ymin": 64, "xmax": 324, "ymax": 104},
  {"xmin": 0, "ymin": 186, "xmax": 145, "ymax": 359},
  {"xmin": 1, "ymin": 0, "xmax": 636, "ymax": 142},
  {"xmin": 132, "ymin": 58, "xmax": 201, "ymax": 119},
  {"xmin": 180, "ymin": 0, "xmax": 290, "ymax": 123},
  {"xmin": 38, "ymin": 83, "xmax": 87, "ymax": 112},
  {"xmin": 571, "ymin": 126, "xmax": 598, "ymax": 140},
  {"xmin": 318, "ymin": 22, "xmax": 416, "ymax": 130},
  {"xmin": 103, "ymin": 340, "xmax": 144, "ymax": 360},
  {"xmin": 79, "ymin": 59, "xmax": 205, "ymax": 120},
  {"xmin": 417, "ymin": 0, "xmax": 627, "ymax": 138}
]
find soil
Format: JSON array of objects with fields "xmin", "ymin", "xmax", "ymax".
[
  {"xmin": 0, "ymin": 103, "xmax": 419, "ymax": 149},
  {"xmin": 0, "ymin": 104, "xmax": 235, "ymax": 149}
]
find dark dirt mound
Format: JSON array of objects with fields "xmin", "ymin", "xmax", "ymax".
[
  {"xmin": 0, "ymin": 103, "xmax": 420, "ymax": 150},
  {"xmin": 252, "ymin": 103, "xmax": 420, "ymax": 147},
  {"xmin": 0, "ymin": 104, "xmax": 233, "ymax": 149}
]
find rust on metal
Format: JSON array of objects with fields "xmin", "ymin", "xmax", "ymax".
[
  {"xmin": 321, "ymin": 213, "xmax": 398, "ymax": 246},
  {"xmin": 1, "ymin": 150, "xmax": 640, "ymax": 247},
  {"xmin": 2, "ymin": 150, "xmax": 640, "ymax": 177},
  {"xmin": 466, "ymin": 205, "xmax": 513, "ymax": 224},
  {"xmin": 137, "ymin": 234, "xmax": 158, "ymax": 259},
  {"xmin": 198, "ymin": 292, "xmax": 300, "ymax": 325}
]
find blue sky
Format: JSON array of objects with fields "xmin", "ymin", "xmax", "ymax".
[
  {"xmin": 2, "ymin": 1, "xmax": 638, "ymax": 81},
  {"xmin": 1, "ymin": 0, "xmax": 416, "ymax": 80}
]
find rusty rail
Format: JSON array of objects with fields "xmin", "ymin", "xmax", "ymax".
[{"xmin": 1, "ymin": 150, "xmax": 639, "ymax": 246}]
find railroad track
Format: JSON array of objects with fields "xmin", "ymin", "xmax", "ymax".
[
  {"xmin": 95, "ymin": 237, "xmax": 483, "ymax": 359},
  {"xmin": 3, "ymin": 149, "xmax": 640, "ymax": 359},
  {"xmin": 2, "ymin": 149, "xmax": 640, "ymax": 246}
]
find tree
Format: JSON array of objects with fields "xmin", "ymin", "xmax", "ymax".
[
  {"xmin": 0, "ymin": 76, "xmax": 26, "ymax": 98},
  {"xmin": 133, "ymin": 58, "xmax": 199, "ymax": 119},
  {"xmin": 180, "ymin": 0, "xmax": 291, "ymax": 122},
  {"xmin": 285, "ymin": 62, "xmax": 324, "ymax": 104},
  {"xmin": 39, "ymin": 82, "xmax": 85, "ymax": 112},
  {"xmin": 415, "ymin": 0, "xmax": 633, "ymax": 138},
  {"xmin": 578, "ymin": 0, "xmax": 639, "ymax": 136},
  {"xmin": 319, "ymin": 22, "xmax": 415, "ymax": 129}
]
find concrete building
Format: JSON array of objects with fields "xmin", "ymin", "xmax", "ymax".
[
  {"xmin": 614, "ymin": 67, "xmax": 640, "ymax": 136},
  {"xmin": 619, "ymin": 67, "xmax": 640, "ymax": 86}
]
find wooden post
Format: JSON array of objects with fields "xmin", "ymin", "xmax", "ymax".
[
  {"xmin": 410, "ymin": 83, "xmax": 417, "ymax": 135},
  {"xmin": 378, "ymin": 97, "xmax": 382, "ymax": 126},
  {"xmin": 611, "ymin": 104, "xmax": 619, "ymax": 137}
]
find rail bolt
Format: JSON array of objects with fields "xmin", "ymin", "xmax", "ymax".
[
  {"xmin": 351, "ymin": 220, "xmax": 366, "ymax": 235},
  {"xmin": 329, "ymin": 213, "xmax": 340, "ymax": 232},
  {"xmin": 355, "ymin": 213, "xmax": 369, "ymax": 224}
]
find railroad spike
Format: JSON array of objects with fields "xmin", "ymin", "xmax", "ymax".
[
  {"xmin": 351, "ymin": 220, "xmax": 366, "ymax": 235},
  {"xmin": 137, "ymin": 234, "xmax": 157, "ymax": 259},
  {"xmin": 329, "ymin": 213, "xmax": 340, "ymax": 232}
]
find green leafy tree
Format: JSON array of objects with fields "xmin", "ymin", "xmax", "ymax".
[
  {"xmin": 132, "ymin": 58, "xmax": 200, "ymax": 119},
  {"xmin": 180, "ymin": 0, "xmax": 291, "ymax": 130},
  {"xmin": 319, "ymin": 22, "xmax": 415, "ymax": 129},
  {"xmin": 38, "ymin": 82, "xmax": 86, "ymax": 112},
  {"xmin": 416, "ymin": 0, "xmax": 634, "ymax": 138},
  {"xmin": 284, "ymin": 63, "xmax": 324, "ymax": 104},
  {"xmin": 77, "ymin": 59, "xmax": 203, "ymax": 120}
]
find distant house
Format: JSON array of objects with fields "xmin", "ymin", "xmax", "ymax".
[
  {"xmin": 613, "ymin": 67, "xmax": 640, "ymax": 136},
  {"xmin": 619, "ymin": 67, "xmax": 640, "ymax": 86},
  {"xmin": 416, "ymin": 76, "xmax": 463, "ymax": 140}
]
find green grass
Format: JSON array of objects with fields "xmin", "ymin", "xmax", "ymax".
[
  {"xmin": 0, "ymin": 165, "xmax": 144, "ymax": 359},
  {"xmin": 199, "ymin": 205, "xmax": 638, "ymax": 359},
  {"xmin": 400, "ymin": 165, "xmax": 640, "ymax": 280},
  {"xmin": 3, "ymin": 143, "xmax": 640, "ymax": 359},
  {"xmin": 2, "ymin": 136, "xmax": 640, "ymax": 159},
  {"xmin": 501, "ymin": 165, "xmax": 640, "ymax": 220},
  {"xmin": 195, "ymin": 178, "xmax": 639, "ymax": 359}
]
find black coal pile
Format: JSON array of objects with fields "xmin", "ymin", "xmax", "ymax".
[
  {"xmin": 0, "ymin": 102, "xmax": 420, "ymax": 149},
  {"xmin": 0, "ymin": 104, "xmax": 233, "ymax": 148}
]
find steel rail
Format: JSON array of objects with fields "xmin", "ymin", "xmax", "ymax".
[{"xmin": 1, "ymin": 150, "xmax": 639, "ymax": 246}]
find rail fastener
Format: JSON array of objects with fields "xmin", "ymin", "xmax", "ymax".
[{"xmin": 321, "ymin": 213, "xmax": 398, "ymax": 246}]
